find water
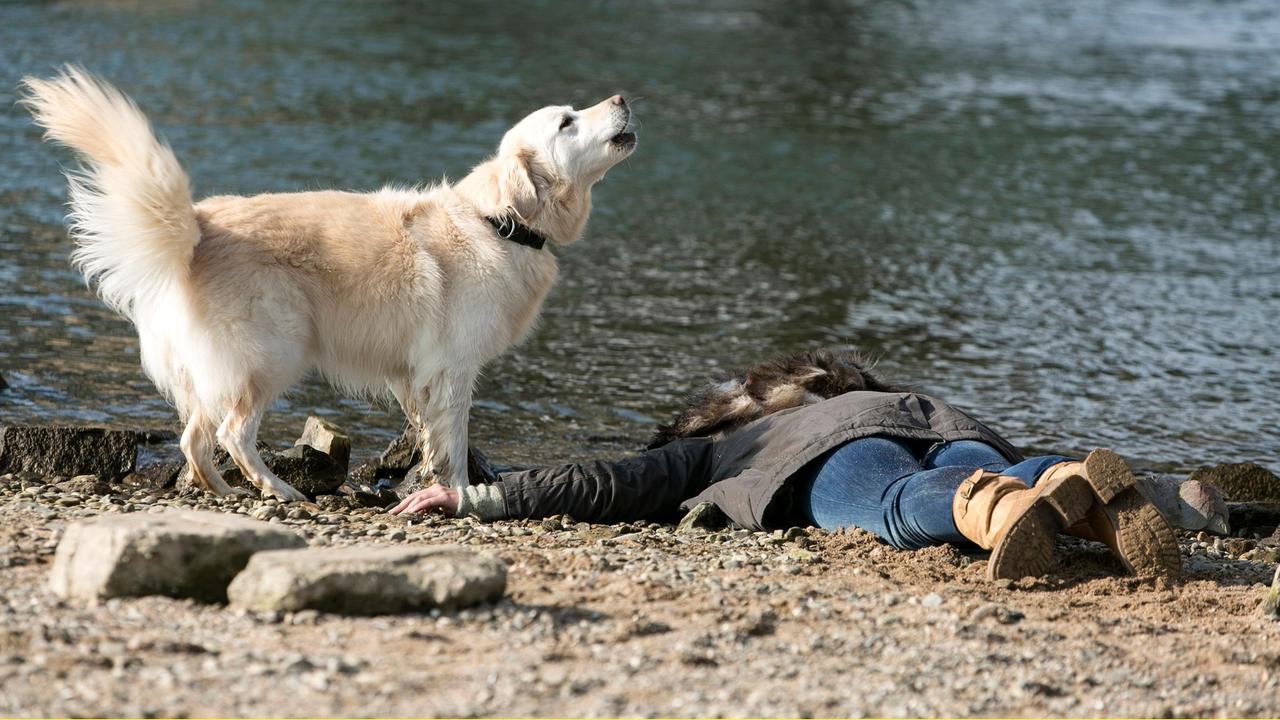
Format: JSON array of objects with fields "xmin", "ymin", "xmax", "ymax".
[{"xmin": 1, "ymin": 0, "xmax": 1277, "ymax": 473}]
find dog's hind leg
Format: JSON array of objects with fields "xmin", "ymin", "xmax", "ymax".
[
  {"xmin": 217, "ymin": 394, "xmax": 307, "ymax": 502},
  {"xmin": 180, "ymin": 410, "xmax": 242, "ymax": 496}
]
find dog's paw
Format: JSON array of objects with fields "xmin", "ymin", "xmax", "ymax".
[{"xmin": 263, "ymin": 482, "xmax": 308, "ymax": 503}]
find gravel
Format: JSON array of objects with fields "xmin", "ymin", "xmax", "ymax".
[{"xmin": 0, "ymin": 471, "xmax": 1278, "ymax": 717}]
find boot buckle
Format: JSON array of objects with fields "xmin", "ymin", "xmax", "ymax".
[{"xmin": 955, "ymin": 470, "xmax": 994, "ymax": 518}]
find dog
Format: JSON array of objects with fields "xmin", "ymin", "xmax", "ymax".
[
  {"xmin": 648, "ymin": 349, "xmax": 902, "ymax": 448},
  {"xmin": 22, "ymin": 66, "xmax": 637, "ymax": 500}
]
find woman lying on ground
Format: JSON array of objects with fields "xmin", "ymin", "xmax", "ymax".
[{"xmin": 391, "ymin": 350, "xmax": 1183, "ymax": 581}]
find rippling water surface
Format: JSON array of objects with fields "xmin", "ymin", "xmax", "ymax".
[{"xmin": 1, "ymin": 0, "xmax": 1277, "ymax": 472}]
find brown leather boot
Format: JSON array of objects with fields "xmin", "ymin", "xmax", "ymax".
[
  {"xmin": 1040, "ymin": 449, "xmax": 1182, "ymax": 579},
  {"xmin": 952, "ymin": 470, "xmax": 1095, "ymax": 581}
]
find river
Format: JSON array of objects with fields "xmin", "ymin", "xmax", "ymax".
[{"xmin": 1, "ymin": 0, "xmax": 1276, "ymax": 473}]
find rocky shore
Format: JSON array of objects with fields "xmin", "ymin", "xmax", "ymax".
[{"xmin": 1, "ymin": 425, "xmax": 1279, "ymax": 717}]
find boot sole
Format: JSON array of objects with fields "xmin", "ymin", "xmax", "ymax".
[
  {"xmin": 1078, "ymin": 448, "xmax": 1133, "ymax": 503},
  {"xmin": 1081, "ymin": 449, "xmax": 1183, "ymax": 580},
  {"xmin": 987, "ymin": 475, "xmax": 1094, "ymax": 581}
]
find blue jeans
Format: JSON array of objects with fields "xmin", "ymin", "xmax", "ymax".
[{"xmin": 794, "ymin": 436, "xmax": 1070, "ymax": 550}]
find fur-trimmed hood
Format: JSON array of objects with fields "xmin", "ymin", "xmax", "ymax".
[{"xmin": 648, "ymin": 349, "xmax": 905, "ymax": 449}]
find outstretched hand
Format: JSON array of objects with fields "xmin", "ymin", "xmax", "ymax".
[{"xmin": 390, "ymin": 484, "xmax": 460, "ymax": 516}]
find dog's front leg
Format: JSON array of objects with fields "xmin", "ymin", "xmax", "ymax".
[
  {"xmin": 390, "ymin": 379, "xmax": 434, "ymax": 490},
  {"xmin": 417, "ymin": 370, "xmax": 475, "ymax": 490}
]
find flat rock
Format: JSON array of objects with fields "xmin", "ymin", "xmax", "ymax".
[
  {"xmin": 0, "ymin": 425, "xmax": 139, "ymax": 481},
  {"xmin": 227, "ymin": 545, "xmax": 507, "ymax": 615},
  {"xmin": 295, "ymin": 416, "xmax": 351, "ymax": 470},
  {"xmin": 1189, "ymin": 462, "xmax": 1280, "ymax": 503},
  {"xmin": 49, "ymin": 510, "xmax": 306, "ymax": 603}
]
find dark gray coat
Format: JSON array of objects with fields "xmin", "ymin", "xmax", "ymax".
[{"xmin": 493, "ymin": 391, "xmax": 1021, "ymax": 530}]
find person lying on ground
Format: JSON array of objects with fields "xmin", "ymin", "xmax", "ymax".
[{"xmin": 391, "ymin": 350, "xmax": 1183, "ymax": 582}]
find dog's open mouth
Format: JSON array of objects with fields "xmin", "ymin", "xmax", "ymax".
[{"xmin": 610, "ymin": 131, "xmax": 637, "ymax": 148}]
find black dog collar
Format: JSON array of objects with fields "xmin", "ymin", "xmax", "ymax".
[{"xmin": 486, "ymin": 216, "xmax": 548, "ymax": 250}]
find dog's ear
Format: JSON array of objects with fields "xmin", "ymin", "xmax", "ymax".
[{"xmin": 498, "ymin": 148, "xmax": 541, "ymax": 222}]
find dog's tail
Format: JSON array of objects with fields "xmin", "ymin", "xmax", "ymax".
[{"xmin": 21, "ymin": 66, "xmax": 198, "ymax": 319}]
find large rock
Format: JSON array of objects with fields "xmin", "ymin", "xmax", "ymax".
[
  {"xmin": 221, "ymin": 444, "xmax": 346, "ymax": 497},
  {"xmin": 0, "ymin": 425, "xmax": 139, "ymax": 481},
  {"xmin": 227, "ymin": 545, "xmax": 507, "ymax": 614},
  {"xmin": 1137, "ymin": 475, "xmax": 1230, "ymax": 534},
  {"xmin": 179, "ymin": 443, "xmax": 346, "ymax": 497},
  {"xmin": 1228, "ymin": 502, "xmax": 1280, "ymax": 532},
  {"xmin": 372, "ymin": 426, "xmax": 498, "ymax": 485},
  {"xmin": 1189, "ymin": 462, "xmax": 1280, "ymax": 503},
  {"xmin": 49, "ymin": 510, "xmax": 306, "ymax": 603},
  {"xmin": 295, "ymin": 416, "xmax": 350, "ymax": 470}
]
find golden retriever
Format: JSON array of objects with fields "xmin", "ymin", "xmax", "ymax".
[{"xmin": 21, "ymin": 66, "xmax": 636, "ymax": 500}]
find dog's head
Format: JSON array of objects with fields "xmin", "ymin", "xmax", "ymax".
[{"xmin": 477, "ymin": 95, "xmax": 636, "ymax": 244}]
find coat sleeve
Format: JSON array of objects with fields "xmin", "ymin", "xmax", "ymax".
[{"xmin": 491, "ymin": 436, "xmax": 717, "ymax": 523}]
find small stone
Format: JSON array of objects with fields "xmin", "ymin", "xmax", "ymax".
[
  {"xmin": 61, "ymin": 474, "xmax": 109, "ymax": 494},
  {"xmin": 1261, "ymin": 566, "xmax": 1280, "ymax": 619},
  {"xmin": 1254, "ymin": 547, "xmax": 1280, "ymax": 564},
  {"xmin": 1223, "ymin": 538, "xmax": 1253, "ymax": 556},
  {"xmin": 737, "ymin": 610, "xmax": 777, "ymax": 637},
  {"xmin": 227, "ymin": 545, "xmax": 507, "ymax": 614},
  {"xmin": 625, "ymin": 619, "xmax": 673, "ymax": 638},
  {"xmin": 920, "ymin": 593, "xmax": 943, "ymax": 608},
  {"xmin": 295, "ymin": 416, "xmax": 351, "ymax": 471},
  {"xmin": 48, "ymin": 510, "xmax": 306, "ymax": 603},
  {"xmin": 578, "ymin": 526, "xmax": 620, "ymax": 542},
  {"xmin": 785, "ymin": 547, "xmax": 820, "ymax": 564},
  {"xmin": 290, "ymin": 609, "xmax": 321, "ymax": 625},
  {"xmin": 970, "ymin": 602, "xmax": 1024, "ymax": 624},
  {"xmin": 676, "ymin": 501, "xmax": 725, "ymax": 534},
  {"xmin": 124, "ymin": 463, "xmax": 185, "ymax": 491}
]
